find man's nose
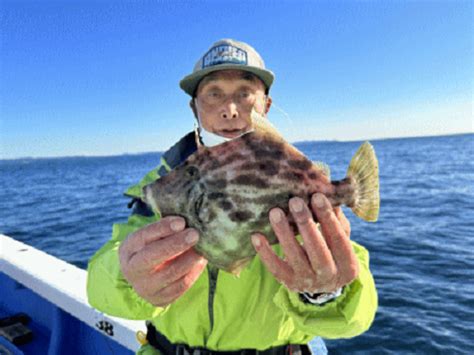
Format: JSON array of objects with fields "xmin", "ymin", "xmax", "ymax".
[{"xmin": 220, "ymin": 98, "xmax": 239, "ymax": 120}]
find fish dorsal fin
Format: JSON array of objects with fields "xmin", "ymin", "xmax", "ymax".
[
  {"xmin": 250, "ymin": 109, "xmax": 284, "ymax": 140},
  {"xmin": 312, "ymin": 161, "xmax": 331, "ymax": 180}
]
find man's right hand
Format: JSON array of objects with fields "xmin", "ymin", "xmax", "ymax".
[{"xmin": 119, "ymin": 216, "xmax": 207, "ymax": 307}]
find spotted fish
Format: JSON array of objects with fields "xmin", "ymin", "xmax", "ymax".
[{"xmin": 142, "ymin": 116, "xmax": 379, "ymax": 275}]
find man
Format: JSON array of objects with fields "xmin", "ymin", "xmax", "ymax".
[{"xmin": 87, "ymin": 39, "xmax": 377, "ymax": 355}]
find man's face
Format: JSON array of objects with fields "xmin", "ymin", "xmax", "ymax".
[{"xmin": 192, "ymin": 70, "xmax": 270, "ymax": 139}]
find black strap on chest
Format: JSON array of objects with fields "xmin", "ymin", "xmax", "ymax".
[{"xmin": 145, "ymin": 322, "xmax": 312, "ymax": 355}]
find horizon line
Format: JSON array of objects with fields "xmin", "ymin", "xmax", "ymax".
[{"xmin": 1, "ymin": 131, "xmax": 472, "ymax": 161}]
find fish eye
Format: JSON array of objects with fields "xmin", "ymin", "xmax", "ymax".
[{"xmin": 185, "ymin": 166, "xmax": 200, "ymax": 179}]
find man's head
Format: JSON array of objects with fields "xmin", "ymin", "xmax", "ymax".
[
  {"xmin": 180, "ymin": 39, "xmax": 274, "ymax": 141},
  {"xmin": 180, "ymin": 39, "xmax": 274, "ymax": 97}
]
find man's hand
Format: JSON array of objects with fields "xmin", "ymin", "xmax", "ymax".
[
  {"xmin": 251, "ymin": 193, "xmax": 358, "ymax": 294},
  {"xmin": 119, "ymin": 216, "xmax": 207, "ymax": 307}
]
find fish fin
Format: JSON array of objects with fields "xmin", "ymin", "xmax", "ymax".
[
  {"xmin": 227, "ymin": 257, "xmax": 253, "ymax": 276},
  {"xmin": 313, "ymin": 161, "xmax": 331, "ymax": 180},
  {"xmin": 347, "ymin": 141, "xmax": 380, "ymax": 222},
  {"xmin": 250, "ymin": 109, "xmax": 284, "ymax": 139}
]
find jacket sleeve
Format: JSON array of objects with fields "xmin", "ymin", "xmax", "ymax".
[
  {"xmin": 86, "ymin": 142, "xmax": 193, "ymax": 320},
  {"xmin": 273, "ymin": 241, "xmax": 378, "ymax": 339},
  {"xmin": 86, "ymin": 213, "xmax": 169, "ymax": 320}
]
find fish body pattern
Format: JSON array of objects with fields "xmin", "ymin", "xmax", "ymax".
[{"xmin": 143, "ymin": 119, "xmax": 379, "ymax": 275}]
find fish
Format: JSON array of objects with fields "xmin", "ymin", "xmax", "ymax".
[{"xmin": 142, "ymin": 115, "xmax": 380, "ymax": 275}]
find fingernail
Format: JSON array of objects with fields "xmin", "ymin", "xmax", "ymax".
[
  {"xmin": 185, "ymin": 230, "xmax": 199, "ymax": 244},
  {"xmin": 290, "ymin": 198, "xmax": 304, "ymax": 212},
  {"xmin": 251, "ymin": 234, "xmax": 261, "ymax": 247},
  {"xmin": 270, "ymin": 209, "xmax": 282, "ymax": 223},
  {"xmin": 171, "ymin": 219, "xmax": 185, "ymax": 232},
  {"xmin": 313, "ymin": 194, "xmax": 325, "ymax": 209}
]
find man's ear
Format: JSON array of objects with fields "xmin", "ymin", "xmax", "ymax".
[
  {"xmin": 264, "ymin": 96, "xmax": 272, "ymax": 115},
  {"xmin": 190, "ymin": 99, "xmax": 198, "ymax": 118}
]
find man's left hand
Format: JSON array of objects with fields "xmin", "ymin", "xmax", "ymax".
[{"xmin": 251, "ymin": 193, "xmax": 359, "ymax": 294}]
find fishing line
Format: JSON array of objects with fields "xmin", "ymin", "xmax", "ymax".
[
  {"xmin": 271, "ymin": 101, "xmax": 293, "ymax": 125},
  {"xmin": 267, "ymin": 100, "xmax": 298, "ymax": 142}
]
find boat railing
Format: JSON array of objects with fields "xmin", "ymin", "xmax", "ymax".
[{"xmin": 0, "ymin": 234, "xmax": 146, "ymax": 352}]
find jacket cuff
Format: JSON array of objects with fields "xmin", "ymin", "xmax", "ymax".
[
  {"xmin": 273, "ymin": 278, "xmax": 363, "ymax": 338},
  {"xmin": 272, "ymin": 242, "xmax": 378, "ymax": 339}
]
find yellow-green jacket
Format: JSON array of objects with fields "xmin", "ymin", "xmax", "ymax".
[{"xmin": 87, "ymin": 132, "xmax": 378, "ymax": 351}]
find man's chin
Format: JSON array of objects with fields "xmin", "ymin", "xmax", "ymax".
[{"xmin": 217, "ymin": 128, "xmax": 250, "ymax": 138}]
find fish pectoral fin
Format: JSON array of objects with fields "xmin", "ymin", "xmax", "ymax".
[{"xmin": 347, "ymin": 141, "xmax": 380, "ymax": 222}]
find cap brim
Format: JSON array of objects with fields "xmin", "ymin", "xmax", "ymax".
[{"xmin": 179, "ymin": 64, "xmax": 274, "ymax": 96}]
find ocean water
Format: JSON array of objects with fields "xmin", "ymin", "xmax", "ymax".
[{"xmin": 1, "ymin": 133, "xmax": 473, "ymax": 354}]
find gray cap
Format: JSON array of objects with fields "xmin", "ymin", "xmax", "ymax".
[{"xmin": 179, "ymin": 39, "xmax": 275, "ymax": 96}]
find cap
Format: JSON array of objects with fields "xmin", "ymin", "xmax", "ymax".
[{"xmin": 179, "ymin": 39, "xmax": 275, "ymax": 96}]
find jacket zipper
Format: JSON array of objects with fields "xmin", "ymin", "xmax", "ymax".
[{"xmin": 207, "ymin": 265, "xmax": 219, "ymax": 333}]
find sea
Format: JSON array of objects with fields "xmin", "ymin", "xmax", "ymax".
[{"xmin": 1, "ymin": 133, "xmax": 473, "ymax": 354}]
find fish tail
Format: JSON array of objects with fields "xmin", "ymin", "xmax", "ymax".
[{"xmin": 347, "ymin": 142, "xmax": 380, "ymax": 222}]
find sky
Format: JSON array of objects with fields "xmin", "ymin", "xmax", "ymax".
[{"xmin": 1, "ymin": 0, "xmax": 472, "ymax": 159}]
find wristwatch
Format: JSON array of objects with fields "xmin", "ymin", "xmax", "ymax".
[{"xmin": 299, "ymin": 287, "xmax": 343, "ymax": 306}]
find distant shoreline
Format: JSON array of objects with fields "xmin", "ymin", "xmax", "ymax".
[
  {"xmin": 2, "ymin": 132, "xmax": 472, "ymax": 161},
  {"xmin": 293, "ymin": 132, "xmax": 473, "ymax": 145}
]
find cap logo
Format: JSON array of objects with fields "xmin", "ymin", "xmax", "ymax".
[{"xmin": 202, "ymin": 44, "xmax": 248, "ymax": 69}]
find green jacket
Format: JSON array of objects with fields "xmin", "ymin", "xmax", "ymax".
[{"xmin": 87, "ymin": 133, "xmax": 378, "ymax": 351}]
